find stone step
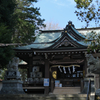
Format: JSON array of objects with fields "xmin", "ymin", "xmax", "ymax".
[
  {"xmin": 53, "ymin": 87, "xmax": 81, "ymax": 94},
  {"xmin": 0, "ymin": 94, "xmax": 87, "ymax": 100}
]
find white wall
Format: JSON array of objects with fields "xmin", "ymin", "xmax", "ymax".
[{"xmin": 77, "ymin": 28, "xmax": 100, "ymax": 35}]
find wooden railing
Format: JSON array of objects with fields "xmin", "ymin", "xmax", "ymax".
[{"xmin": 86, "ymin": 79, "xmax": 91, "ymax": 100}]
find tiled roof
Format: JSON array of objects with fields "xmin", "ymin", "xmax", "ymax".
[{"xmin": 14, "ymin": 21, "xmax": 94, "ymax": 50}]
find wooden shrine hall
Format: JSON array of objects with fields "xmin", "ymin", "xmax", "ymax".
[{"xmin": 14, "ymin": 21, "xmax": 91, "ymax": 94}]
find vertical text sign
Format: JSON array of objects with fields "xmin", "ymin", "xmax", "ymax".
[{"xmin": 44, "ymin": 78, "xmax": 49, "ymax": 86}]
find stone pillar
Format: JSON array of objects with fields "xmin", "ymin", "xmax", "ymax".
[
  {"xmin": 95, "ymin": 74, "xmax": 100, "ymax": 96},
  {"xmin": 81, "ymin": 77, "xmax": 95, "ymax": 94},
  {"xmin": 44, "ymin": 59, "xmax": 49, "ymax": 94},
  {"xmin": 94, "ymin": 74, "xmax": 99, "ymax": 91}
]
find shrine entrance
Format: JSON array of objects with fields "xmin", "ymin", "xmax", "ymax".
[
  {"xmin": 15, "ymin": 21, "xmax": 89, "ymax": 94},
  {"xmin": 51, "ymin": 64, "xmax": 84, "ymax": 87}
]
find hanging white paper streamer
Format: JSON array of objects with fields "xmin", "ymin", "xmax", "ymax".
[
  {"xmin": 73, "ymin": 65, "xmax": 75, "ymax": 73},
  {"xmin": 68, "ymin": 67, "xmax": 71, "ymax": 74},
  {"xmin": 58, "ymin": 66, "xmax": 62, "ymax": 72},
  {"xmin": 63, "ymin": 67, "xmax": 66, "ymax": 74}
]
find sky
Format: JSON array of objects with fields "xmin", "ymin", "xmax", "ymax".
[{"xmin": 34, "ymin": 0, "xmax": 92, "ymax": 29}]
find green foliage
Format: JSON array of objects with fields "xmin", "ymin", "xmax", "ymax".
[
  {"xmin": 19, "ymin": 68, "xmax": 27, "ymax": 81},
  {"xmin": 13, "ymin": 0, "xmax": 45, "ymax": 43},
  {"xmin": 74, "ymin": 0, "xmax": 93, "ymax": 9},
  {"xmin": 85, "ymin": 31, "xmax": 100, "ymax": 52},
  {"xmin": 74, "ymin": 0, "xmax": 100, "ymax": 27},
  {"xmin": 0, "ymin": 1, "xmax": 15, "ymax": 68},
  {"xmin": 0, "ymin": 0, "xmax": 16, "ymax": 30},
  {"xmin": 0, "ymin": 0, "xmax": 45, "ymax": 68},
  {"xmin": 0, "ymin": 68, "xmax": 7, "ymax": 80},
  {"xmin": 75, "ymin": 0, "xmax": 100, "ymax": 51}
]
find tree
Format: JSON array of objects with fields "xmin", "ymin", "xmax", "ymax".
[
  {"xmin": 13, "ymin": 0, "xmax": 45, "ymax": 44},
  {"xmin": 0, "ymin": 0, "xmax": 16, "ymax": 30},
  {"xmin": 0, "ymin": 68, "xmax": 7, "ymax": 80},
  {"xmin": 74, "ymin": 0, "xmax": 100, "ymax": 51},
  {"xmin": 0, "ymin": 25, "xmax": 15, "ymax": 68},
  {"xmin": 0, "ymin": 0, "xmax": 16, "ymax": 68},
  {"xmin": 0, "ymin": 0, "xmax": 45, "ymax": 68},
  {"xmin": 74, "ymin": 0, "xmax": 100, "ymax": 27}
]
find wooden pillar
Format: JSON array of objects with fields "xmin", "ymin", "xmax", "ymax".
[
  {"xmin": 44, "ymin": 59, "xmax": 49, "ymax": 94},
  {"xmin": 51, "ymin": 78, "xmax": 54, "ymax": 93},
  {"xmin": 27, "ymin": 68, "xmax": 30, "ymax": 78},
  {"xmin": 27, "ymin": 57, "xmax": 33, "ymax": 78},
  {"xmin": 83, "ymin": 57, "xmax": 87, "ymax": 77}
]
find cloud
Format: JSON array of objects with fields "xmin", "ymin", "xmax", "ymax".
[
  {"xmin": 67, "ymin": 0, "xmax": 76, "ymax": 5},
  {"xmin": 51, "ymin": 0, "xmax": 68, "ymax": 7},
  {"xmin": 51, "ymin": 0, "xmax": 75, "ymax": 7},
  {"xmin": 57, "ymin": 3, "xmax": 65, "ymax": 6}
]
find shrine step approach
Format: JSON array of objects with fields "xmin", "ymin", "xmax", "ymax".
[
  {"xmin": 0, "ymin": 94, "xmax": 92, "ymax": 100},
  {"xmin": 53, "ymin": 87, "xmax": 81, "ymax": 94}
]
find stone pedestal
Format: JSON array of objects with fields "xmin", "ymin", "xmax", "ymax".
[
  {"xmin": 96, "ymin": 89, "xmax": 100, "ymax": 96},
  {"xmin": 0, "ymin": 80, "xmax": 24, "ymax": 94},
  {"xmin": 0, "ymin": 57, "xmax": 24, "ymax": 94},
  {"xmin": 95, "ymin": 74, "xmax": 100, "ymax": 96},
  {"xmin": 81, "ymin": 78, "xmax": 95, "ymax": 94}
]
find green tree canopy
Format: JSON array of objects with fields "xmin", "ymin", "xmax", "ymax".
[
  {"xmin": 74, "ymin": 0, "xmax": 100, "ymax": 51},
  {"xmin": 0, "ymin": 0, "xmax": 45, "ymax": 68},
  {"xmin": 13, "ymin": 0, "xmax": 45, "ymax": 44},
  {"xmin": 0, "ymin": 0, "xmax": 16, "ymax": 68},
  {"xmin": 74, "ymin": 0, "xmax": 100, "ymax": 27}
]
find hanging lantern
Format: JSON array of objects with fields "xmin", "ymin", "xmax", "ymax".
[{"xmin": 52, "ymin": 71, "xmax": 57, "ymax": 79}]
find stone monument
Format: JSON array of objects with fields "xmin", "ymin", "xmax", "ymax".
[
  {"xmin": 86, "ymin": 54, "xmax": 100, "ymax": 96},
  {"xmin": 0, "ymin": 57, "xmax": 24, "ymax": 94},
  {"xmin": 86, "ymin": 54, "xmax": 100, "ymax": 74}
]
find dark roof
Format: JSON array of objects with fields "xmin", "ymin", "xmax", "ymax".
[{"xmin": 15, "ymin": 21, "xmax": 91, "ymax": 50}]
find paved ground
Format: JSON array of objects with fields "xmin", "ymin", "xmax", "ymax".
[{"xmin": 53, "ymin": 87, "xmax": 81, "ymax": 94}]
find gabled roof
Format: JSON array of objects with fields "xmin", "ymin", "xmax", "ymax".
[{"xmin": 15, "ymin": 21, "xmax": 91, "ymax": 50}]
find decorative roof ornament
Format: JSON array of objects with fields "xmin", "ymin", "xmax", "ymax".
[
  {"xmin": 64, "ymin": 21, "xmax": 75, "ymax": 33},
  {"xmin": 67, "ymin": 21, "xmax": 75, "ymax": 28}
]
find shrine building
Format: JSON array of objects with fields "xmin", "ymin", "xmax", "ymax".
[{"xmin": 14, "ymin": 21, "xmax": 99, "ymax": 94}]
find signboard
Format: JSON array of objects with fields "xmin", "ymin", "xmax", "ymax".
[
  {"xmin": 44, "ymin": 78, "xmax": 49, "ymax": 86},
  {"xmin": 55, "ymin": 80, "xmax": 60, "ymax": 87}
]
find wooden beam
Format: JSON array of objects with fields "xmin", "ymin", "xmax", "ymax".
[
  {"xmin": 18, "ymin": 64, "xmax": 28, "ymax": 69},
  {"xmin": 49, "ymin": 59, "xmax": 84, "ymax": 64},
  {"xmin": 23, "ymin": 87, "xmax": 44, "ymax": 89}
]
